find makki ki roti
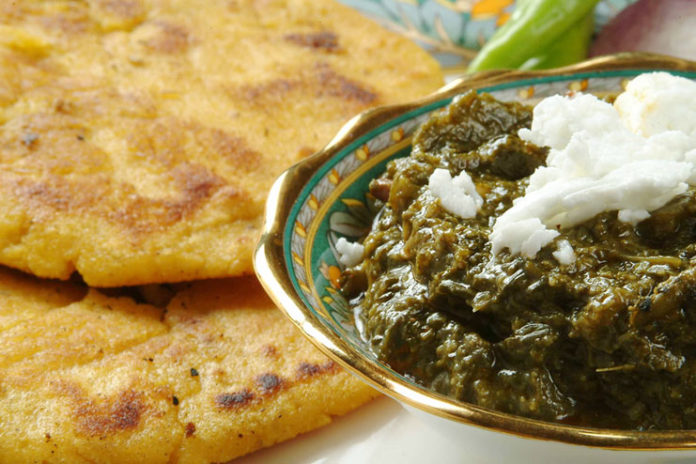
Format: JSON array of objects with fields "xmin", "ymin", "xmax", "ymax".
[
  {"xmin": 0, "ymin": 0, "xmax": 443, "ymax": 287},
  {"xmin": 0, "ymin": 271, "xmax": 377, "ymax": 463}
]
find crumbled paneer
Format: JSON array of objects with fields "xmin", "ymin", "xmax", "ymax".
[
  {"xmin": 552, "ymin": 239, "xmax": 576, "ymax": 265},
  {"xmin": 491, "ymin": 72, "xmax": 696, "ymax": 259},
  {"xmin": 336, "ymin": 237, "xmax": 364, "ymax": 267},
  {"xmin": 428, "ymin": 168, "xmax": 482, "ymax": 218}
]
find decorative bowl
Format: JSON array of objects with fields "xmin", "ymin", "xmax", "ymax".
[{"xmin": 254, "ymin": 53, "xmax": 696, "ymax": 463}]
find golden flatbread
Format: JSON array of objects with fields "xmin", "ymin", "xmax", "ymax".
[
  {"xmin": 0, "ymin": 0, "xmax": 443, "ymax": 286},
  {"xmin": 0, "ymin": 271, "xmax": 377, "ymax": 463}
]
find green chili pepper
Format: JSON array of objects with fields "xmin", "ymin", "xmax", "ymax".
[
  {"xmin": 519, "ymin": 9, "xmax": 594, "ymax": 70},
  {"xmin": 468, "ymin": 0, "xmax": 601, "ymax": 72}
]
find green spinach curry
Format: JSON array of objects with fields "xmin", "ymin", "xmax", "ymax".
[{"xmin": 343, "ymin": 90, "xmax": 696, "ymax": 430}]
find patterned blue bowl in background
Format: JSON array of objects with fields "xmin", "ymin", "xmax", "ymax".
[{"xmin": 339, "ymin": 0, "xmax": 638, "ymax": 67}]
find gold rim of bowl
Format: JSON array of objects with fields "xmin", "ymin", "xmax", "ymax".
[{"xmin": 254, "ymin": 52, "xmax": 696, "ymax": 450}]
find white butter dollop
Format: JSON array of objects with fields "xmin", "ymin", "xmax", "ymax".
[
  {"xmin": 491, "ymin": 72, "xmax": 696, "ymax": 260},
  {"xmin": 428, "ymin": 168, "xmax": 482, "ymax": 218}
]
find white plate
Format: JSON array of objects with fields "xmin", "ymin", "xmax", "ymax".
[
  {"xmin": 237, "ymin": 395, "xmax": 696, "ymax": 464},
  {"xmin": 235, "ymin": 396, "xmax": 480, "ymax": 464}
]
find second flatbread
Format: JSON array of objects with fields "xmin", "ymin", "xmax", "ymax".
[{"xmin": 0, "ymin": 271, "xmax": 378, "ymax": 463}]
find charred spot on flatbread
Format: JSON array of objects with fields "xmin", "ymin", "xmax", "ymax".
[
  {"xmin": 284, "ymin": 31, "xmax": 341, "ymax": 52},
  {"xmin": 52, "ymin": 381, "xmax": 147, "ymax": 438}
]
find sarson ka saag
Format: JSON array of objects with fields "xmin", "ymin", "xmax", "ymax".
[{"xmin": 341, "ymin": 72, "xmax": 696, "ymax": 430}]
